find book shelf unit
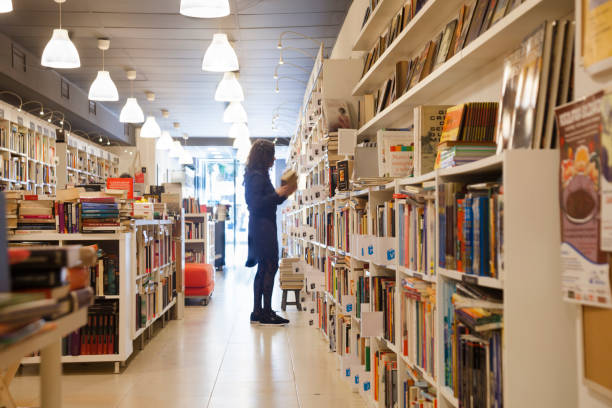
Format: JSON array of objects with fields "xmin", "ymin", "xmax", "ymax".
[
  {"xmin": 12, "ymin": 220, "xmax": 180, "ymax": 373},
  {"xmin": 0, "ymin": 101, "xmax": 57, "ymax": 194},
  {"xmin": 184, "ymin": 213, "xmax": 215, "ymax": 265},
  {"xmin": 283, "ymin": 0, "xmax": 579, "ymax": 406},
  {"xmin": 56, "ymin": 135, "xmax": 119, "ymax": 189}
]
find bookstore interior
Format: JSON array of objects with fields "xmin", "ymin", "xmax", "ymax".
[{"xmin": 0, "ymin": 0, "xmax": 612, "ymax": 407}]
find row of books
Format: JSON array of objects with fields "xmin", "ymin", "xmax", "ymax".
[
  {"xmin": 185, "ymin": 248, "xmax": 205, "ymax": 264},
  {"xmin": 335, "ymin": 205, "xmax": 350, "ymax": 252},
  {"xmin": 401, "ymin": 278, "xmax": 436, "ymax": 379},
  {"xmin": 374, "ymin": 348, "xmax": 398, "ymax": 408},
  {"xmin": 372, "ymin": 276, "xmax": 396, "ymax": 344},
  {"xmin": 374, "ymin": 200, "xmax": 395, "ymax": 237},
  {"xmin": 136, "ymin": 224, "xmax": 173, "ymax": 276},
  {"xmin": 135, "ymin": 283, "xmax": 156, "ymax": 330},
  {"xmin": 443, "ymin": 280, "xmax": 503, "ymax": 406},
  {"xmin": 62, "ymin": 299, "xmax": 119, "ymax": 356},
  {"xmin": 361, "ymin": 0, "xmax": 429, "ymax": 77},
  {"xmin": 185, "ymin": 220, "xmax": 205, "ymax": 240},
  {"xmin": 350, "ymin": 197, "xmax": 368, "ymax": 235},
  {"xmin": 438, "ymin": 182, "xmax": 504, "ymax": 277},
  {"xmin": 182, "ymin": 197, "xmax": 205, "ymax": 214},
  {"xmin": 0, "ymin": 157, "xmax": 26, "ymax": 183},
  {"xmin": 90, "ymin": 251, "xmax": 120, "ymax": 296},
  {"xmin": 397, "ymin": 189, "xmax": 436, "ymax": 275},
  {"xmin": 5, "ymin": 124, "xmax": 27, "ymax": 154},
  {"xmin": 440, "ymin": 103, "xmax": 499, "ymax": 144}
]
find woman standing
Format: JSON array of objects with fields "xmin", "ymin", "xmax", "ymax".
[{"xmin": 244, "ymin": 140, "xmax": 296, "ymax": 325}]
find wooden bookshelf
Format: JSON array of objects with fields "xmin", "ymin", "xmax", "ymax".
[{"xmin": 353, "ymin": 0, "xmax": 406, "ymax": 52}]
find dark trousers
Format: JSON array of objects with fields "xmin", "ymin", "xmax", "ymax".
[{"xmin": 253, "ymin": 258, "xmax": 278, "ymax": 313}]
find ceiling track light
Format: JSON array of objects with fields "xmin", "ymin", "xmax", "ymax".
[
  {"xmin": 277, "ymin": 31, "xmax": 323, "ymax": 50},
  {"xmin": 88, "ymin": 38, "xmax": 119, "ymax": 101},
  {"xmin": 41, "ymin": 0, "xmax": 80, "ymax": 69},
  {"xmin": 120, "ymin": 70, "xmax": 145, "ymax": 123},
  {"xmin": 180, "ymin": 0, "xmax": 230, "ymax": 18},
  {"xmin": 202, "ymin": 33, "xmax": 239, "ymax": 72}
]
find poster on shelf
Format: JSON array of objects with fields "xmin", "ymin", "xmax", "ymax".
[
  {"xmin": 582, "ymin": 0, "xmax": 612, "ymax": 74},
  {"xmin": 601, "ymin": 92, "xmax": 612, "ymax": 251},
  {"xmin": 555, "ymin": 91, "xmax": 612, "ymax": 308}
]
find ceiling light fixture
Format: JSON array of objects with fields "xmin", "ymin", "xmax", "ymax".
[
  {"xmin": 180, "ymin": 0, "xmax": 230, "ymax": 18},
  {"xmin": 215, "ymin": 72, "xmax": 244, "ymax": 102},
  {"xmin": 179, "ymin": 145, "xmax": 193, "ymax": 165},
  {"xmin": 146, "ymin": 91, "xmax": 155, "ymax": 102},
  {"xmin": 273, "ymin": 62, "xmax": 309, "ymax": 79},
  {"xmin": 278, "ymin": 47, "xmax": 316, "ymax": 65},
  {"xmin": 88, "ymin": 38, "xmax": 119, "ymax": 101},
  {"xmin": 169, "ymin": 140, "xmax": 184, "ymax": 158},
  {"xmin": 0, "ymin": 0, "xmax": 12, "ymax": 13},
  {"xmin": 41, "ymin": 0, "xmax": 80, "ymax": 69},
  {"xmin": 120, "ymin": 70, "xmax": 144, "ymax": 123},
  {"xmin": 156, "ymin": 131, "xmax": 174, "ymax": 151},
  {"xmin": 275, "ymin": 76, "xmax": 307, "ymax": 94},
  {"xmin": 228, "ymin": 122, "xmax": 249, "ymax": 139},
  {"xmin": 202, "ymin": 33, "xmax": 239, "ymax": 72},
  {"xmin": 140, "ymin": 116, "xmax": 162, "ymax": 138},
  {"xmin": 161, "ymin": 109, "xmax": 169, "ymax": 118},
  {"xmin": 223, "ymin": 101, "xmax": 248, "ymax": 123}
]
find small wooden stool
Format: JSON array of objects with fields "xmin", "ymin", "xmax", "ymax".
[{"xmin": 281, "ymin": 289, "xmax": 302, "ymax": 311}]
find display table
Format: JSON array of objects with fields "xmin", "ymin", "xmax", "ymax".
[{"xmin": 0, "ymin": 307, "xmax": 88, "ymax": 408}]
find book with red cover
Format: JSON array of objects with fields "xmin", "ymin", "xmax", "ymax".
[{"xmin": 106, "ymin": 178, "xmax": 134, "ymax": 200}]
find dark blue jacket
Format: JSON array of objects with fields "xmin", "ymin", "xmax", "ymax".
[{"xmin": 244, "ymin": 169, "xmax": 286, "ymax": 267}]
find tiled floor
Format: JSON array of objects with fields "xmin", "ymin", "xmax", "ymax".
[{"xmin": 12, "ymin": 265, "xmax": 367, "ymax": 408}]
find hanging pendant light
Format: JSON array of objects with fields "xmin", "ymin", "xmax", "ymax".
[
  {"xmin": 228, "ymin": 122, "xmax": 249, "ymax": 139},
  {"xmin": 215, "ymin": 72, "xmax": 244, "ymax": 102},
  {"xmin": 180, "ymin": 0, "xmax": 230, "ymax": 18},
  {"xmin": 169, "ymin": 140, "xmax": 184, "ymax": 158},
  {"xmin": 202, "ymin": 33, "xmax": 239, "ymax": 72},
  {"xmin": 41, "ymin": 0, "xmax": 80, "ymax": 68},
  {"xmin": 223, "ymin": 101, "xmax": 248, "ymax": 123},
  {"xmin": 0, "ymin": 0, "xmax": 12, "ymax": 13},
  {"xmin": 120, "ymin": 70, "xmax": 144, "ymax": 123},
  {"xmin": 140, "ymin": 116, "xmax": 162, "ymax": 138},
  {"xmin": 179, "ymin": 147, "xmax": 193, "ymax": 165},
  {"xmin": 89, "ymin": 38, "xmax": 118, "ymax": 101},
  {"xmin": 156, "ymin": 131, "xmax": 174, "ymax": 150},
  {"xmin": 232, "ymin": 132, "xmax": 251, "ymax": 149},
  {"xmin": 236, "ymin": 144, "xmax": 250, "ymax": 163}
]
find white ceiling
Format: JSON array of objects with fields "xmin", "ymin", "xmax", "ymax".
[{"xmin": 0, "ymin": 0, "xmax": 350, "ymax": 141}]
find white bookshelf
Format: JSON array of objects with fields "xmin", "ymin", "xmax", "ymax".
[{"xmin": 283, "ymin": 0, "xmax": 582, "ymax": 406}]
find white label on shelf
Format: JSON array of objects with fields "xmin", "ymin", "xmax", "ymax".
[
  {"xmin": 29, "ymin": 121, "xmax": 35, "ymax": 130},
  {"xmin": 17, "ymin": 116, "xmax": 23, "ymax": 126},
  {"xmin": 37, "ymin": 125, "xmax": 42, "ymax": 133}
]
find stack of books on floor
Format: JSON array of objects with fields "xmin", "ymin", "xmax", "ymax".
[
  {"xmin": 80, "ymin": 196, "xmax": 120, "ymax": 233},
  {"xmin": 17, "ymin": 195, "xmax": 56, "ymax": 232},
  {"xmin": 279, "ymin": 258, "xmax": 304, "ymax": 290},
  {"xmin": 5, "ymin": 245, "xmax": 94, "ymax": 349}
]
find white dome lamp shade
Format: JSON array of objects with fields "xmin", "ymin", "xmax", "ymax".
[
  {"xmin": 0, "ymin": 0, "xmax": 12, "ymax": 13},
  {"xmin": 156, "ymin": 131, "xmax": 174, "ymax": 150},
  {"xmin": 41, "ymin": 1, "xmax": 80, "ymax": 68},
  {"xmin": 223, "ymin": 101, "xmax": 247, "ymax": 123},
  {"xmin": 228, "ymin": 122, "xmax": 250, "ymax": 139},
  {"xmin": 180, "ymin": 0, "xmax": 230, "ymax": 18},
  {"xmin": 169, "ymin": 140, "xmax": 184, "ymax": 159},
  {"xmin": 232, "ymin": 133, "xmax": 251, "ymax": 149},
  {"xmin": 179, "ymin": 147, "xmax": 193, "ymax": 165},
  {"xmin": 120, "ymin": 70, "xmax": 144, "ymax": 123},
  {"xmin": 236, "ymin": 144, "xmax": 250, "ymax": 163},
  {"xmin": 215, "ymin": 72, "xmax": 244, "ymax": 102},
  {"xmin": 89, "ymin": 39, "xmax": 119, "ymax": 101},
  {"xmin": 140, "ymin": 116, "xmax": 162, "ymax": 139},
  {"xmin": 202, "ymin": 33, "xmax": 239, "ymax": 72}
]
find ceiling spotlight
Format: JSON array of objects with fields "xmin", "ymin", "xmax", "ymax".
[
  {"xmin": 202, "ymin": 33, "xmax": 239, "ymax": 72},
  {"xmin": 140, "ymin": 116, "xmax": 161, "ymax": 138},
  {"xmin": 41, "ymin": 0, "xmax": 80, "ymax": 69},
  {"xmin": 182, "ymin": 133, "xmax": 189, "ymax": 140},
  {"xmin": 39, "ymin": 110, "xmax": 44, "ymax": 116},
  {"xmin": 120, "ymin": 70, "xmax": 144, "ymax": 123},
  {"xmin": 107, "ymin": 139, "xmax": 111, "ymax": 145},
  {"xmin": 215, "ymin": 72, "xmax": 244, "ymax": 102},
  {"xmin": 278, "ymin": 55, "xmax": 284, "ymax": 65},
  {"xmin": 88, "ymin": 38, "xmax": 119, "ymax": 101},
  {"xmin": 275, "ymin": 84, "xmax": 279, "ymax": 93},
  {"xmin": 180, "ymin": 0, "xmax": 230, "ymax": 18},
  {"xmin": 98, "ymin": 135, "xmax": 103, "ymax": 142}
]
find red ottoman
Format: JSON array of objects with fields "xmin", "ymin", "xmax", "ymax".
[{"xmin": 185, "ymin": 263, "xmax": 214, "ymax": 305}]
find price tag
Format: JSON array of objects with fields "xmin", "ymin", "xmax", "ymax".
[
  {"xmin": 368, "ymin": 245, "xmax": 374, "ymax": 255},
  {"xmin": 387, "ymin": 249, "xmax": 395, "ymax": 260},
  {"xmin": 364, "ymin": 382, "xmax": 371, "ymax": 391},
  {"xmin": 462, "ymin": 274, "xmax": 478, "ymax": 285},
  {"xmin": 355, "ymin": 375, "xmax": 359, "ymax": 384},
  {"xmin": 345, "ymin": 368, "xmax": 350, "ymax": 377},
  {"xmin": 346, "ymin": 304, "xmax": 353, "ymax": 312}
]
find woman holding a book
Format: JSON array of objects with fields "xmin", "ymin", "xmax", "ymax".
[{"xmin": 244, "ymin": 139, "xmax": 297, "ymax": 325}]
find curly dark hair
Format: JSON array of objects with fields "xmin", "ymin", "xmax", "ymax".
[{"xmin": 245, "ymin": 139, "xmax": 275, "ymax": 173}]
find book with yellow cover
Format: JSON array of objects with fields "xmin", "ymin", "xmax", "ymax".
[{"xmin": 440, "ymin": 104, "xmax": 466, "ymax": 143}]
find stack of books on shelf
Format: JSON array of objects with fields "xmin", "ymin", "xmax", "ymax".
[
  {"xmin": 67, "ymin": 298, "xmax": 118, "ymax": 356},
  {"xmin": 80, "ymin": 196, "xmax": 120, "ymax": 233},
  {"xmin": 372, "ymin": 275, "xmax": 396, "ymax": 344},
  {"xmin": 443, "ymin": 280, "xmax": 503, "ymax": 407},
  {"xmin": 403, "ymin": 371, "xmax": 437, "ymax": 408},
  {"xmin": 17, "ymin": 195, "xmax": 56, "ymax": 232},
  {"xmin": 279, "ymin": 258, "xmax": 304, "ymax": 290},
  {"xmin": 438, "ymin": 181, "xmax": 503, "ymax": 277},
  {"xmin": 4, "ymin": 191, "xmax": 19, "ymax": 230},
  {"xmin": 435, "ymin": 102, "xmax": 498, "ymax": 169},
  {"xmin": 185, "ymin": 219, "xmax": 205, "ymax": 239},
  {"xmin": 6, "ymin": 245, "xmax": 94, "ymax": 350}
]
